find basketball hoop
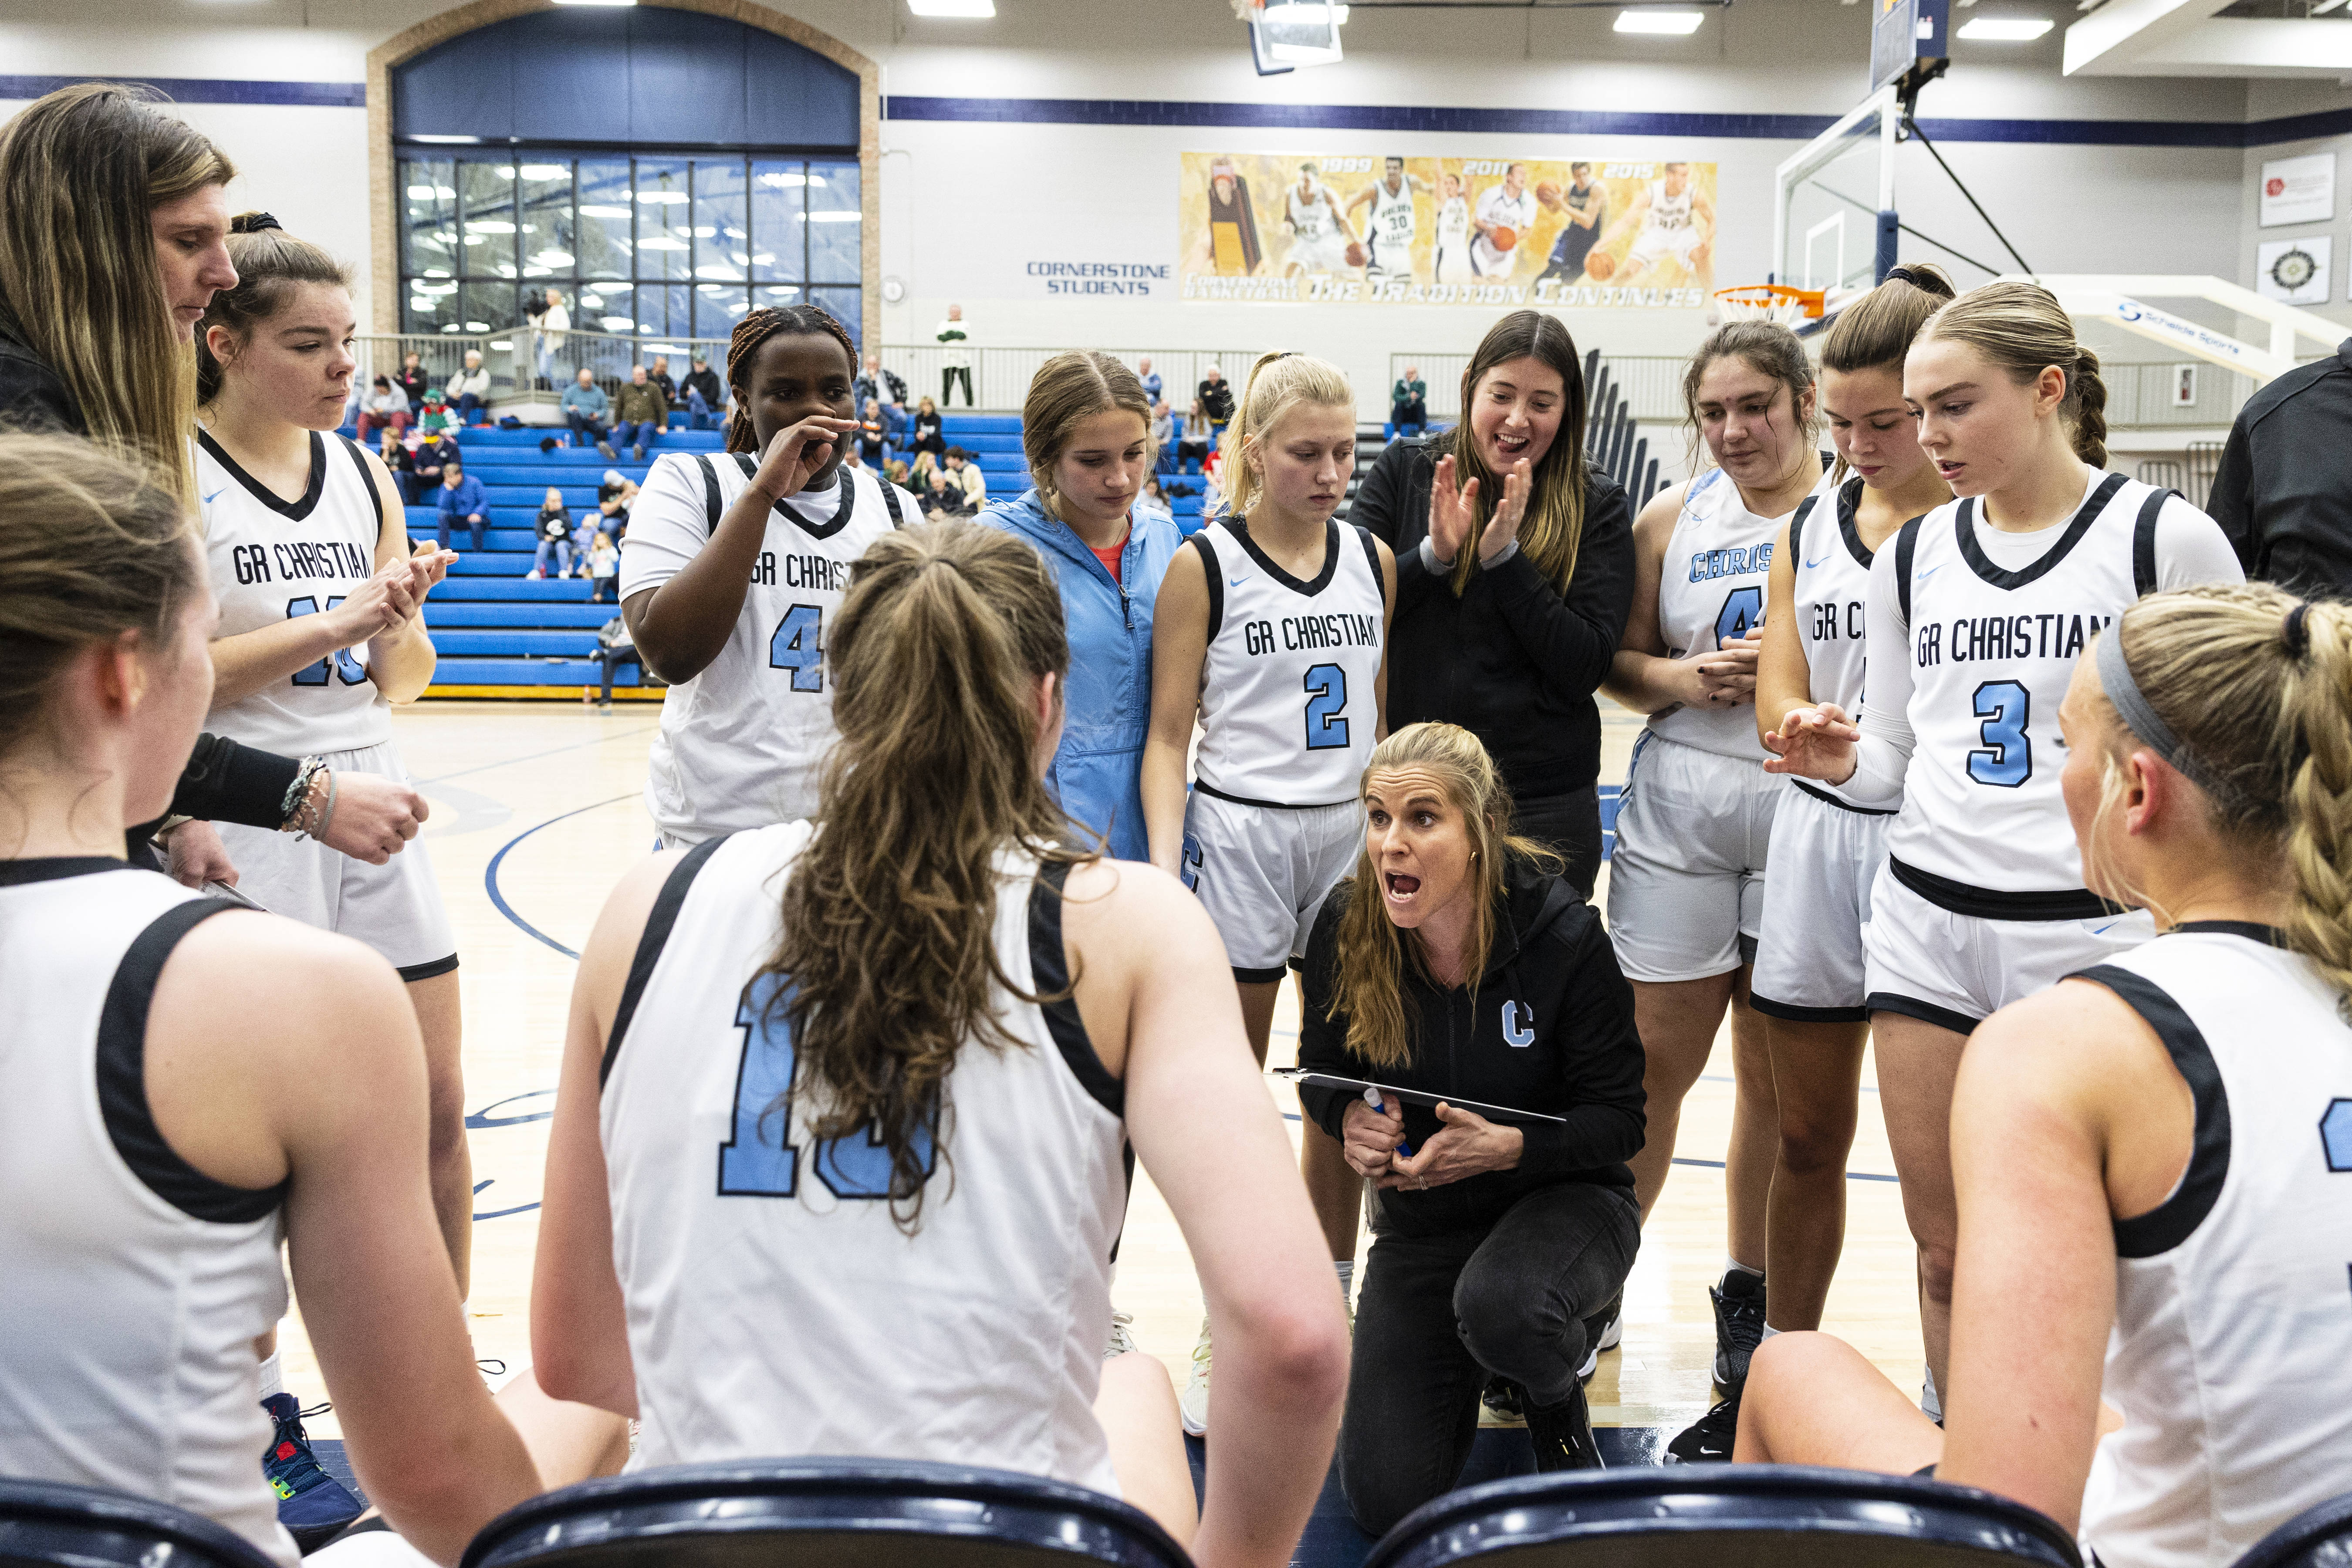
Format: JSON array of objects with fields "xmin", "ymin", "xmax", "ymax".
[{"xmin": 1714, "ymin": 284, "xmax": 1827, "ymax": 327}]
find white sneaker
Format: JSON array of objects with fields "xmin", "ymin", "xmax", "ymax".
[
  {"xmin": 1179, "ymin": 1317, "xmax": 1212, "ymax": 1437},
  {"xmin": 527, "ymin": 569, "xmax": 543, "ymax": 579},
  {"xmin": 1578, "ymin": 1312, "xmax": 1623, "ymax": 1382},
  {"xmin": 1104, "ymin": 1309, "xmax": 1137, "ymax": 1359}
]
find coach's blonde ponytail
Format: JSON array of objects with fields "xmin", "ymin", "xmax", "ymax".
[
  {"xmin": 761, "ymin": 521, "xmax": 1082, "ymax": 1230},
  {"xmin": 1220, "ymin": 351, "xmax": 1353, "ymax": 521},
  {"xmin": 1919, "ymin": 280, "xmax": 2109, "ymax": 469}
]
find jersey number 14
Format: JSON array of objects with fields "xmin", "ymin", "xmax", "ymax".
[{"xmin": 718, "ymin": 973, "xmax": 938, "ymax": 1200}]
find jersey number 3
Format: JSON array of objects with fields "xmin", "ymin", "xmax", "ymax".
[
  {"xmin": 718, "ymin": 973, "xmax": 938, "ymax": 1200},
  {"xmin": 1304, "ymin": 662, "xmax": 1350, "ymax": 751},
  {"xmin": 287, "ymin": 597, "xmax": 367, "ymax": 686},
  {"xmin": 1967, "ymin": 679, "xmax": 2032, "ymax": 788},
  {"xmin": 768, "ymin": 604, "xmax": 824, "ymax": 692}
]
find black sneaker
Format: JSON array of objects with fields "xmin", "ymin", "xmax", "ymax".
[
  {"xmin": 1709, "ymin": 1270, "xmax": 1766, "ymax": 1388},
  {"xmin": 1664, "ymin": 1385, "xmax": 1742, "ymax": 1463},
  {"xmin": 1525, "ymin": 1381, "xmax": 1603, "ymax": 1471},
  {"xmin": 1480, "ymin": 1376, "xmax": 1524, "ymax": 1422}
]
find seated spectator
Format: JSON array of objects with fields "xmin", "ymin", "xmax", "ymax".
[
  {"xmin": 582, "ymin": 472, "xmax": 631, "ymax": 553},
  {"xmin": 1738, "ymin": 586, "xmax": 2352, "ymax": 1568},
  {"xmin": 354, "ymin": 375, "xmax": 406, "ymax": 442},
  {"xmin": 1136, "ymin": 473, "xmax": 1173, "ymax": 525},
  {"xmin": 597, "ymin": 467, "xmax": 638, "ymax": 510},
  {"xmin": 1199, "ymin": 364, "xmax": 1234, "ymax": 440},
  {"xmin": 921, "ymin": 446, "xmax": 986, "ymax": 517},
  {"xmin": 395, "ymin": 348, "xmax": 429, "ymax": 416},
  {"xmin": 581, "ymin": 613, "xmax": 638, "ymax": 707},
  {"xmin": 436, "ymin": 455, "xmax": 487, "ymax": 553},
  {"xmin": 1392, "ymin": 365, "xmax": 1428, "ymax": 436},
  {"xmin": 647, "ymin": 353, "xmax": 676, "ymax": 402},
  {"xmin": 1138, "ymin": 355, "xmax": 1163, "ymax": 405},
  {"xmin": 858, "ymin": 396, "xmax": 889, "ymax": 469},
  {"xmin": 449, "ymin": 349, "xmax": 493, "ymax": 426},
  {"xmin": 416, "ymin": 387, "xmax": 454, "ymax": 437},
  {"xmin": 532, "ymin": 487, "xmax": 573, "ymax": 579},
  {"xmin": 1150, "ymin": 398, "xmax": 1175, "ymax": 473},
  {"xmin": 1178, "ymin": 398, "xmax": 1213, "ymax": 473},
  {"xmin": 586, "ymin": 531, "xmax": 619, "ymax": 604},
  {"xmin": 909, "ymin": 393, "xmax": 947, "ymax": 481},
  {"xmin": 679, "ymin": 352, "xmax": 723, "ymax": 430},
  {"xmin": 854, "ymin": 352, "xmax": 908, "ymax": 412},
  {"xmin": 561, "ymin": 368, "xmax": 615, "ymax": 457},
  {"xmin": 382, "ymin": 428, "xmax": 425, "ymax": 506},
  {"xmin": 409, "ymin": 431, "xmax": 449, "ymax": 498},
  {"xmin": 885, "ymin": 457, "xmax": 912, "ymax": 487},
  {"xmin": 610, "ymin": 365, "xmax": 668, "ymax": 462}
]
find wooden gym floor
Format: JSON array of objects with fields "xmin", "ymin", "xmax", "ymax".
[{"xmin": 275, "ymin": 699, "xmax": 1924, "ymax": 1442}]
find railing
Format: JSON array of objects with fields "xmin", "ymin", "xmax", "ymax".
[
  {"xmin": 353, "ymin": 330, "xmax": 731, "ymax": 410},
  {"xmin": 879, "ymin": 346, "xmax": 1267, "ymax": 413}
]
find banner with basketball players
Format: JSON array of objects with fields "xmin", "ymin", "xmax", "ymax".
[{"xmin": 1177, "ymin": 153, "xmax": 1717, "ymax": 307}]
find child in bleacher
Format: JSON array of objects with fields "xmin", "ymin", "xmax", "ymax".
[
  {"xmin": 587, "ymin": 532, "xmax": 618, "ymax": 603},
  {"xmin": 532, "ymin": 487, "xmax": 573, "ymax": 579}
]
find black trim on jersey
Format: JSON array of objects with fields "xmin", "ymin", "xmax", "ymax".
[
  {"xmin": 396, "ymin": 953, "xmax": 460, "ymax": 983},
  {"xmin": 1750, "ymin": 991, "xmax": 1871, "ymax": 1024},
  {"xmin": 731, "ymin": 455, "xmax": 856, "ymax": 541},
  {"xmin": 1190, "ymin": 531, "xmax": 1224, "ymax": 645},
  {"xmin": 880, "ymin": 477, "xmax": 904, "ymax": 528},
  {"xmin": 1355, "ymin": 524, "xmax": 1386, "ymax": 611},
  {"xmin": 1866, "ymin": 990, "xmax": 1982, "ymax": 1035},
  {"xmin": 1790, "ymin": 491, "xmax": 1821, "ymax": 539},
  {"xmin": 1889, "ymin": 855, "xmax": 2122, "ymax": 922},
  {"xmin": 1836, "ymin": 476, "xmax": 1875, "ymax": 569},
  {"xmin": 98, "ymin": 897, "xmax": 287, "ymax": 1223},
  {"xmin": 2173, "ymin": 920, "xmax": 2288, "ymax": 946},
  {"xmin": 1194, "ymin": 778, "xmax": 1357, "ymax": 812},
  {"xmin": 1027, "ymin": 858, "xmax": 1123, "ymax": 1119},
  {"xmin": 1794, "ymin": 779, "xmax": 1898, "ymax": 817},
  {"xmin": 1232, "ymin": 960, "xmax": 1290, "ymax": 984},
  {"xmin": 0, "ymin": 856, "xmax": 128, "ymax": 885},
  {"xmin": 600, "ymin": 834, "xmax": 733, "ymax": 1088},
  {"xmin": 198, "ymin": 428, "xmax": 327, "ymax": 522},
  {"xmin": 694, "ymin": 454, "xmax": 723, "ymax": 532},
  {"xmin": 2069, "ymin": 963, "xmax": 2231, "ymax": 1258},
  {"xmin": 1954, "ymin": 472, "xmax": 2128, "ymax": 592},
  {"xmin": 1229, "ymin": 517, "xmax": 1343, "ymax": 598},
  {"xmin": 337, "ymin": 434, "xmax": 384, "ymax": 538},
  {"xmin": 2132, "ymin": 488, "xmax": 2173, "ymax": 598},
  {"xmin": 1894, "ymin": 514, "xmax": 1923, "ymax": 625}
]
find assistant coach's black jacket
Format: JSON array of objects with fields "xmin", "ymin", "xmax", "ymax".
[
  {"xmin": 1348, "ymin": 436, "xmax": 1635, "ymax": 804},
  {"xmin": 2210, "ymin": 335, "xmax": 2352, "ymax": 599},
  {"xmin": 1297, "ymin": 854, "xmax": 1645, "ymax": 1240}
]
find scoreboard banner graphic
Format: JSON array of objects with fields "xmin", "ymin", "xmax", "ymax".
[{"xmin": 1179, "ymin": 152, "xmax": 1717, "ymax": 308}]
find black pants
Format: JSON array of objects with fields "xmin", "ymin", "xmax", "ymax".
[
  {"xmin": 1339, "ymin": 1182, "xmax": 1638, "ymax": 1536},
  {"xmin": 590, "ymin": 645, "xmax": 639, "ymax": 701},
  {"xmin": 1511, "ymin": 784, "xmax": 1603, "ymax": 901},
  {"xmin": 942, "ymin": 366, "xmax": 972, "ymax": 406}
]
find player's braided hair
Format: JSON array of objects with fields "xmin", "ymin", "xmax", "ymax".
[
  {"xmin": 2086, "ymin": 585, "xmax": 2352, "ymax": 1014},
  {"xmin": 724, "ymin": 304, "xmax": 857, "ymax": 455},
  {"xmin": 1919, "ymin": 280, "xmax": 2109, "ymax": 469}
]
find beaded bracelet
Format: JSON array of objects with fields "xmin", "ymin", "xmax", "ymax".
[{"xmin": 277, "ymin": 754, "xmax": 327, "ymax": 831}]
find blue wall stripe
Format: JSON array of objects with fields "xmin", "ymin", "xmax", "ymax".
[{"xmin": 0, "ymin": 74, "xmax": 365, "ymax": 108}]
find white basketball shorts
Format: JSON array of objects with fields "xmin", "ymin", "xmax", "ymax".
[
  {"xmin": 1861, "ymin": 862, "xmax": 2156, "ymax": 1032},
  {"xmin": 1749, "ymin": 781, "xmax": 1896, "ymax": 1023},
  {"xmin": 213, "ymin": 739, "xmax": 458, "ymax": 980},
  {"xmin": 1629, "ymin": 223, "xmax": 1703, "ymax": 270},
  {"xmin": 1182, "ymin": 788, "xmax": 1362, "ymax": 982},
  {"xmin": 1606, "ymin": 732, "xmax": 1785, "ymax": 984}
]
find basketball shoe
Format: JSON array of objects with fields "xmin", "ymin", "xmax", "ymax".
[{"xmin": 261, "ymin": 1393, "xmax": 364, "ymax": 1550}]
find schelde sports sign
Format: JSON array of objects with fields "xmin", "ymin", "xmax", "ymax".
[
  {"xmin": 1026, "ymin": 261, "xmax": 1172, "ymax": 297},
  {"xmin": 1178, "ymin": 151, "xmax": 1716, "ymax": 308}
]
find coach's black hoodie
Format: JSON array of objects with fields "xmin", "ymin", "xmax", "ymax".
[{"xmin": 1297, "ymin": 854, "xmax": 1646, "ymax": 1240}]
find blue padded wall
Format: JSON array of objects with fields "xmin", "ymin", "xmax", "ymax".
[{"xmin": 393, "ymin": 7, "xmax": 858, "ymax": 150}]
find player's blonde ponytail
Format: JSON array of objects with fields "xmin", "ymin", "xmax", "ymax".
[
  {"xmin": 760, "ymin": 520, "xmax": 1085, "ymax": 1230},
  {"xmin": 1919, "ymin": 280, "xmax": 2109, "ymax": 470},
  {"xmin": 2088, "ymin": 585, "xmax": 2352, "ymax": 1012},
  {"xmin": 1220, "ymin": 351, "xmax": 1353, "ymax": 521}
]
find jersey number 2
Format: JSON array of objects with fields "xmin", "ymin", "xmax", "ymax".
[
  {"xmin": 767, "ymin": 604, "xmax": 824, "ymax": 692},
  {"xmin": 717, "ymin": 973, "xmax": 938, "ymax": 1200},
  {"xmin": 1304, "ymin": 663, "xmax": 1349, "ymax": 751},
  {"xmin": 1967, "ymin": 679, "xmax": 2032, "ymax": 788},
  {"xmin": 287, "ymin": 597, "xmax": 367, "ymax": 686}
]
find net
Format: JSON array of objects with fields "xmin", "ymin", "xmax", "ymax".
[{"xmin": 1714, "ymin": 285, "xmax": 1828, "ymax": 327}]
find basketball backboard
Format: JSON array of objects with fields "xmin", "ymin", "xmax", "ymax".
[
  {"xmin": 1774, "ymin": 88, "xmax": 1898, "ymax": 304},
  {"xmin": 1872, "ymin": 0, "xmax": 1950, "ymax": 98}
]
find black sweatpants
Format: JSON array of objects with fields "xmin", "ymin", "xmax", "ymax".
[
  {"xmin": 1338, "ymin": 1181, "xmax": 1637, "ymax": 1536},
  {"xmin": 1511, "ymin": 784, "xmax": 1603, "ymax": 902},
  {"xmin": 942, "ymin": 366, "xmax": 973, "ymax": 406}
]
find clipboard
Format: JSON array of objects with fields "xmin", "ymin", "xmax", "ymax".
[{"xmin": 1268, "ymin": 1068, "xmax": 1567, "ymax": 1126}]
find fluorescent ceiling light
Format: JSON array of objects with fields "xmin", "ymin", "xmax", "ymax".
[
  {"xmin": 408, "ymin": 134, "xmax": 480, "ymax": 145},
  {"xmin": 908, "ymin": 0, "xmax": 994, "ymax": 15},
  {"xmin": 1957, "ymin": 14, "xmax": 2051, "ymax": 35},
  {"xmin": 578, "ymin": 204, "xmax": 632, "ymax": 218},
  {"xmin": 1615, "ymin": 8, "xmax": 1706, "ymax": 30}
]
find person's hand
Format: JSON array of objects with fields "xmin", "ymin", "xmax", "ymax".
[
  {"xmin": 160, "ymin": 819, "xmax": 238, "ymax": 890},
  {"xmin": 329, "ymin": 564, "xmax": 417, "ymax": 644},
  {"xmin": 1427, "ymin": 453, "xmax": 1478, "ymax": 566},
  {"xmin": 315, "ymin": 770, "xmax": 429, "ymax": 865},
  {"xmin": 1475, "ymin": 456, "xmax": 1533, "ymax": 564},
  {"xmin": 1341, "ymin": 1094, "xmax": 1407, "ymax": 1179},
  {"xmin": 403, "ymin": 544, "xmax": 458, "ymax": 603},
  {"xmin": 751, "ymin": 416, "xmax": 858, "ymax": 504},
  {"xmin": 1763, "ymin": 701, "xmax": 1862, "ymax": 784},
  {"xmin": 1380, "ymin": 1102, "xmax": 1524, "ymax": 1190},
  {"xmin": 1686, "ymin": 624, "xmax": 1763, "ymax": 708}
]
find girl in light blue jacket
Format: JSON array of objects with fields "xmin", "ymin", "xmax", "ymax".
[{"xmin": 982, "ymin": 352, "xmax": 1180, "ymax": 862}]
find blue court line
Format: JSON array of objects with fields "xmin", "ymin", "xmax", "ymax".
[
  {"xmin": 421, "ymin": 726, "xmax": 657, "ymax": 787},
  {"xmin": 483, "ymin": 793, "xmax": 641, "ymax": 959}
]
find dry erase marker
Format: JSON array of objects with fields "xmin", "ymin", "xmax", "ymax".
[{"xmin": 1363, "ymin": 1083, "xmax": 1414, "ymax": 1159}]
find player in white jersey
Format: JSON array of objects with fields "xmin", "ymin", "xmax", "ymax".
[
  {"xmin": 191, "ymin": 219, "xmax": 476, "ymax": 1392},
  {"xmin": 1282, "ymin": 162, "xmax": 1358, "ymax": 277},
  {"xmin": 620, "ymin": 305, "xmax": 919, "ymax": 845},
  {"xmin": 1602, "ymin": 323, "xmax": 1821, "ymax": 1436},
  {"xmin": 535, "ymin": 523, "xmax": 1350, "ymax": 1568},
  {"xmin": 1598, "ymin": 162, "xmax": 1714, "ymax": 288},
  {"xmin": 1767, "ymin": 282, "xmax": 2244, "ymax": 1409},
  {"xmin": 1727, "ymin": 269, "xmax": 1958, "ymax": 1456},
  {"xmin": 1344, "ymin": 156, "xmax": 1420, "ymax": 279},
  {"xmin": 1471, "ymin": 163, "xmax": 1538, "ymax": 279},
  {"xmin": 0, "ymin": 432, "xmax": 563, "ymax": 1568},
  {"xmin": 1740, "ymin": 585, "xmax": 2352, "ymax": 1568},
  {"xmin": 1143, "ymin": 352, "xmax": 1395, "ymax": 1437},
  {"xmin": 1433, "ymin": 171, "xmax": 1474, "ymax": 284}
]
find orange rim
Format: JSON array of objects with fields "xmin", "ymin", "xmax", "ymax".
[{"xmin": 1714, "ymin": 284, "xmax": 1828, "ymax": 318}]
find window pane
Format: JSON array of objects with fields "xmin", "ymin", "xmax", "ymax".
[
  {"xmin": 576, "ymin": 159, "xmax": 634, "ymax": 281},
  {"xmin": 459, "ymin": 282, "xmax": 521, "ymax": 338},
  {"xmin": 400, "ymin": 157, "xmax": 458, "ymax": 279},
  {"xmin": 806, "ymin": 160, "xmax": 860, "ymax": 284},
  {"xmin": 457, "ymin": 154, "xmax": 517, "ymax": 280},
  {"xmin": 694, "ymin": 285, "xmax": 749, "ymax": 338},
  {"xmin": 750, "ymin": 160, "xmax": 805, "ymax": 284},
  {"xmin": 636, "ymin": 282, "xmax": 693, "ymax": 342},
  {"xmin": 634, "ymin": 158, "xmax": 691, "ymax": 284},
  {"xmin": 576, "ymin": 282, "xmax": 632, "ymax": 338},
  {"xmin": 402, "ymin": 275, "xmax": 457, "ymax": 335},
  {"xmin": 693, "ymin": 158, "xmax": 747, "ymax": 287},
  {"xmin": 813, "ymin": 287, "xmax": 862, "ymax": 351},
  {"xmin": 754, "ymin": 282, "xmax": 803, "ymax": 312},
  {"xmin": 518, "ymin": 159, "xmax": 575, "ymax": 280}
]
